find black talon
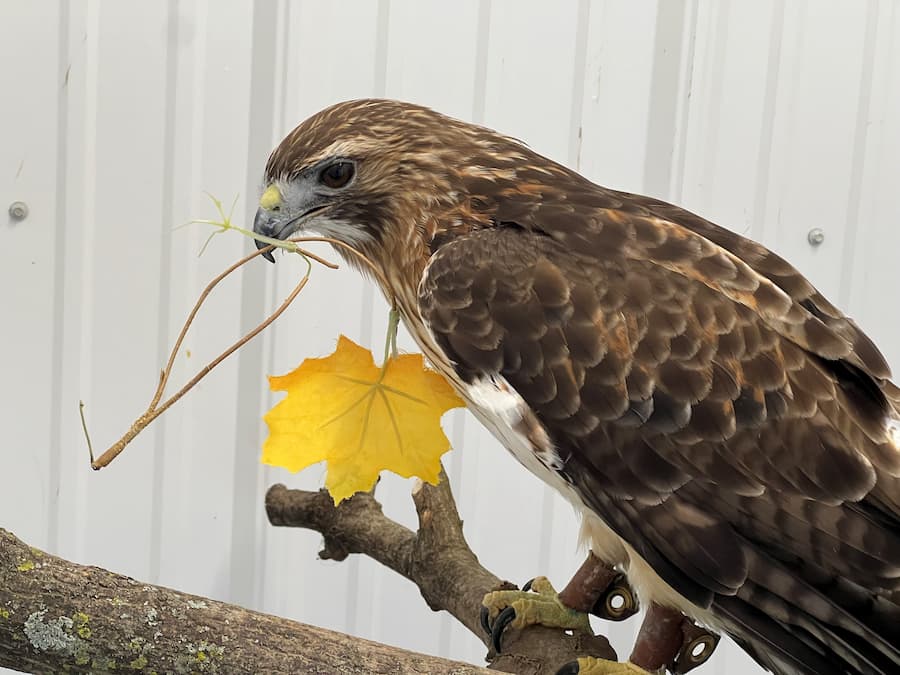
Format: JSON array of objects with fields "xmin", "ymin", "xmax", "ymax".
[
  {"xmin": 522, "ymin": 578, "xmax": 536, "ymax": 592},
  {"xmin": 480, "ymin": 605, "xmax": 492, "ymax": 636},
  {"xmin": 555, "ymin": 661, "xmax": 580, "ymax": 675},
  {"xmin": 491, "ymin": 606, "xmax": 517, "ymax": 652}
]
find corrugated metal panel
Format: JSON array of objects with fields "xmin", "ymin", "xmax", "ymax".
[{"xmin": 1, "ymin": 1, "xmax": 898, "ymax": 673}]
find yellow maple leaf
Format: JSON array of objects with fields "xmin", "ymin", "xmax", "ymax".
[{"xmin": 262, "ymin": 335, "xmax": 465, "ymax": 503}]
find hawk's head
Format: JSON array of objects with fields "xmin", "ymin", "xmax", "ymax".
[{"xmin": 254, "ymin": 99, "xmax": 577, "ymax": 294}]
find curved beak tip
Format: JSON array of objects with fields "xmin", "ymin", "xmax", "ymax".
[
  {"xmin": 253, "ymin": 206, "xmax": 277, "ymax": 263},
  {"xmin": 255, "ymin": 238, "xmax": 276, "ymax": 263}
]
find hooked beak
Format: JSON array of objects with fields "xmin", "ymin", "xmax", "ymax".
[
  {"xmin": 253, "ymin": 208, "xmax": 280, "ymax": 263},
  {"xmin": 253, "ymin": 203, "xmax": 332, "ymax": 263}
]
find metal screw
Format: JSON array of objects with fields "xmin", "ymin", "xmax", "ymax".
[
  {"xmin": 807, "ymin": 228, "xmax": 825, "ymax": 246},
  {"xmin": 8, "ymin": 201, "xmax": 28, "ymax": 220}
]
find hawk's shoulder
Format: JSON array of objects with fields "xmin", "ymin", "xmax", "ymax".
[{"xmin": 417, "ymin": 206, "xmax": 900, "ymax": 606}]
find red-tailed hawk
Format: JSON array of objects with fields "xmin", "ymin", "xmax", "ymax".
[{"xmin": 254, "ymin": 99, "xmax": 900, "ymax": 675}]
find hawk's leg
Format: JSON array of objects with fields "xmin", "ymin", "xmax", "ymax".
[
  {"xmin": 559, "ymin": 553, "xmax": 639, "ymax": 622},
  {"xmin": 630, "ymin": 603, "xmax": 719, "ymax": 673},
  {"xmin": 481, "ymin": 553, "xmax": 638, "ymax": 652},
  {"xmin": 558, "ymin": 604, "xmax": 719, "ymax": 674},
  {"xmin": 482, "ymin": 551, "xmax": 718, "ymax": 675}
]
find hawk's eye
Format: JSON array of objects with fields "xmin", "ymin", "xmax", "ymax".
[{"xmin": 319, "ymin": 161, "xmax": 355, "ymax": 189}]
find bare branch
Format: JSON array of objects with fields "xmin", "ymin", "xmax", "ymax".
[
  {"xmin": 265, "ymin": 473, "xmax": 617, "ymax": 675},
  {"xmin": 88, "ymin": 246, "xmax": 308, "ymax": 470}
]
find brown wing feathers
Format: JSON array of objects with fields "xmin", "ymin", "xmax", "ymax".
[
  {"xmin": 419, "ymin": 196, "xmax": 900, "ymax": 674},
  {"xmin": 262, "ymin": 99, "xmax": 899, "ymax": 674}
]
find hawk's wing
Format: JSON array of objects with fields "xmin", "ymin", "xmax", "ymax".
[{"xmin": 418, "ymin": 198, "xmax": 900, "ymax": 675}]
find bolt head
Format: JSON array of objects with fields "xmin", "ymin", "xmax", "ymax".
[
  {"xmin": 807, "ymin": 228, "xmax": 825, "ymax": 246},
  {"xmin": 8, "ymin": 201, "xmax": 28, "ymax": 220}
]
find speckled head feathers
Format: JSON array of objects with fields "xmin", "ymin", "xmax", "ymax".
[{"xmin": 265, "ymin": 99, "xmax": 515, "ymax": 181}]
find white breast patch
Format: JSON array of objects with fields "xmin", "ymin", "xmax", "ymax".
[
  {"xmin": 459, "ymin": 372, "xmax": 721, "ymax": 631},
  {"xmin": 888, "ymin": 416, "xmax": 900, "ymax": 450},
  {"xmin": 462, "ymin": 374, "xmax": 566, "ymax": 475}
]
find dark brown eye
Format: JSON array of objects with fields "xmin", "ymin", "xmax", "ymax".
[{"xmin": 319, "ymin": 161, "xmax": 355, "ymax": 188}]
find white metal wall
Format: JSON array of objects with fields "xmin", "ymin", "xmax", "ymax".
[{"xmin": 1, "ymin": 1, "xmax": 898, "ymax": 673}]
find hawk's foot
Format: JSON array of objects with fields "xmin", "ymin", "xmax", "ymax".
[
  {"xmin": 556, "ymin": 657, "xmax": 652, "ymax": 675},
  {"xmin": 558, "ymin": 553, "xmax": 640, "ymax": 622},
  {"xmin": 630, "ymin": 603, "xmax": 720, "ymax": 674},
  {"xmin": 481, "ymin": 576, "xmax": 593, "ymax": 652}
]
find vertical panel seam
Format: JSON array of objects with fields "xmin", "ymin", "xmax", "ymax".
[
  {"xmin": 373, "ymin": 0, "xmax": 391, "ymax": 97},
  {"xmin": 838, "ymin": 0, "xmax": 879, "ymax": 310},
  {"xmin": 669, "ymin": 0, "xmax": 699, "ymax": 205},
  {"xmin": 567, "ymin": 0, "xmax": 591, "ymax": 171},
  {"xmin": 751, "ymin": 0, "xmax": 785, "ymax": 242},
  {"xmin": 48, "ymin": 0, "xmax": 72, "ymax": 552},
  {"xmin": 471, "ymin": 0, "xmax": 492, "ymax": 124},
  {"xmin": 698, "ymin": 0, "xmax": 730, "ymax": 214},
  {"xmin": 74, "ymin": 0, "xmax": 102, "ymax": 562},
  {"xmin": 642, "ymin": 0, "xmax": 691, "ymax": 199},
  {"xmin": 233, "ymin": 0, "xmax": 280, "ymax": 610},
  {"xmin": 148, "ymin": 0, "xmax": 180, "ymax": 585},
  {"xmin": 773, "ymin": 0, "xmax": 809, "ymax": 251},
  {"xmin": 258, "ymin": 0, "xmax": 294, "ymax": 611}
]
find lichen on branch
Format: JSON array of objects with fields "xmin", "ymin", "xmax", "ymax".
[{"xmin": 0, "ymin": 528, "xmax": 490, "ymax": 675}]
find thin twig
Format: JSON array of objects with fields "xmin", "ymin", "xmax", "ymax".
[
  {"xmin": 79, "ymin": 401, "xmax": 94, "ymax": 464},
  {"xmin": 88, "ymin": 246, "xmax": 312, "ymax": 470},
  {"xmin": 292, "ymin": 236, "xmax": 402, "ymax": 371},
  {"xmin": 291, "ymin": 235, "xmax": 396, "ymax": 304},
  {"xmin": 85, "ymin": 226, "xmax": 399, "ymax": 471},
  {"xmin": 291, "ymin": 245, "xmax": 339, "ymax": 269},
  {"xmin": 156, "ymin": 245, "xmax": 278, "ymax": 405}
]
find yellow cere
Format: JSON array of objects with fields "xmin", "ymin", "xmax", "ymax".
[{"xmin": 260, "ymin": 185, "xmax": 282, "ymax": 210}]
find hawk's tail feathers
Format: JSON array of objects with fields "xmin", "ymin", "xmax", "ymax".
[{"xmin": 715, "ymin": 546, "xmax": 900, "ymax": 675}]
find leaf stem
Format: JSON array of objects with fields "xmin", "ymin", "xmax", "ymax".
[
  {"xmin": 389, "ymin": 307, "xmax": 399, "ymax": 359},
  {"xmin": 383, "ymin": 307, "xmax": 401, "ymax": 364},
  {"xmin": 377, "ymin": 306, "xmax": 401, "ymax": 384}
]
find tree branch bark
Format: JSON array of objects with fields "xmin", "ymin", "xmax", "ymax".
[
  {"xmin": 1, "ymin": 471, "xmax": 616, "ymax": 674},
  {"xmin": 265, "ymin": 474, "xmax": 616, "ymax": 675},
  {"xmin": 0, "ymin": 528, "xmax": 491, "ymax": 674}
]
